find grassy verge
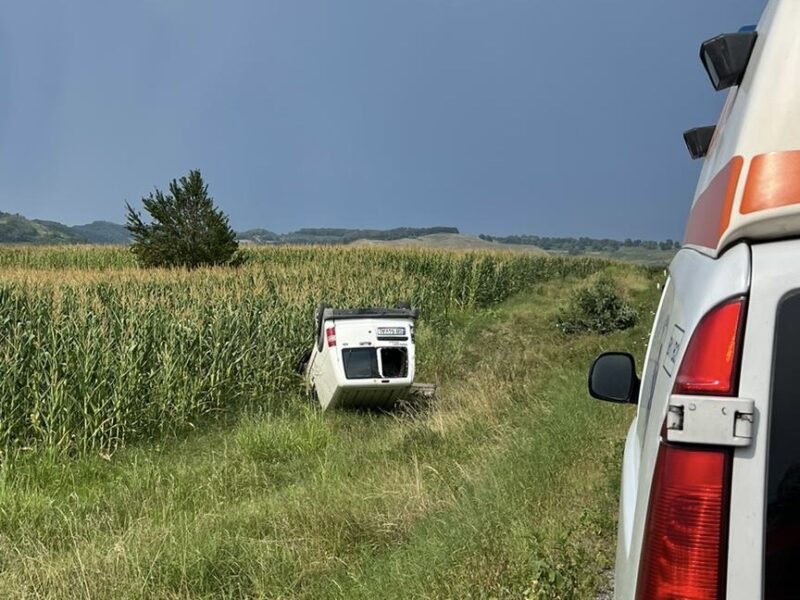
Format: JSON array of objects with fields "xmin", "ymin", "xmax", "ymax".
[{"xmin": 0, "ymin": 266, "xmax": 658, "ymax": 599}]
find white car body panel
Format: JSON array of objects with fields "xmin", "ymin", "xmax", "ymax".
[{"xmin": 615, "ymin": 245, "xmax": 751, "ymax": 598}]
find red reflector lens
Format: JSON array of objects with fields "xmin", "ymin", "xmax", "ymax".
[
  {"xmin": 674, "ymin": 298, "xmax": 745, "ymax": 396},
  {"xmin": 636, "ymin": 443, "xmax": 731, "ymax": 600},
  {"xmin": 326, "ymin": 327, "xmax": 336, "ymax": 347}
]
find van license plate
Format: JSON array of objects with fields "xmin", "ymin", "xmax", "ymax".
[{"xmin": 377, "ymin": 327, "xmax": 406, "ymax": 336}]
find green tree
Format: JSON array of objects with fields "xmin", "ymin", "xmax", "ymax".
[{"xmin": 125, "ymin": 170, "xmax": 240, "ymax": 268}]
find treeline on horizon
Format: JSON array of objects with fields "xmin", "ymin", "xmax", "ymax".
[
  {"xmin": 240, "ymin": 228, "xmax": 681, "ymax": 251},
  {"xmin": 237, "ymin": 226, "xmax": 460, "ymax": 245},
  {"xmin": 478, "ymin": 234, "xmax": 681, "ymax": 254},
  {"xmin": 0, "ymin": 210, "xmax": 681, "ymax": 252}
]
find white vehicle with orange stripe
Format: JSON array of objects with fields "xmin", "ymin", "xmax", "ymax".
[{"xmin": 589, "ymin": 1, "xmax": 800, "ymax": 598}]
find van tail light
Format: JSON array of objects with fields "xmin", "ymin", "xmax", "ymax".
[
  {"xmin": 326, "ymin": 326, "xmax": 337, "ymax": 347},
  {"xmin": 637, "ymin": 296, "xmax": 746, "ymax": 600},
  {"xmin": 674, "ymin": 297, "xmax": 746, "ymax": 396},
  {"xmin": 636, "ymin": 444, "xmax": 732, "ymax": 600}
]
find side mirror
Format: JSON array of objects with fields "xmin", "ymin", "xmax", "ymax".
[{"xmin": 588, "ymin": 352, "xmax": 640, "ymax": 404}]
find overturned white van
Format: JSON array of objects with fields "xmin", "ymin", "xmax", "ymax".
[{"xmin": 303, "ymin": 305, "xmax": 418, "ymax": 410}]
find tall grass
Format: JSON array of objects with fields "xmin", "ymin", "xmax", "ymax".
[{"xmin": 0, "ymin": 246, "xmax": 607, "ymax": 452}]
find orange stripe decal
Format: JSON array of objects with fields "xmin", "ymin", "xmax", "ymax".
[
  {"xmin": 741, "ymin": 151, "xmax": 800, "ymax": 214},
  {"xmin": 684, "ymin": 156, "xmax": 744, "ymax": 248}
]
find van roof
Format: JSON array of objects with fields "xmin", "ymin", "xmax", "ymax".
[{"xmin": 684, "ymin": 0, "xmax": 800, "ymax": 257}]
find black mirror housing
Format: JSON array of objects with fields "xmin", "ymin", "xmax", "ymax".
[
  {"xmin": 683, "ymin": 126, "xmax": 716, "ymax": 160},
  {"xmin": 588, "ymin": 352, "xmax": 640, "ymax": 404},
  {"xmin": 700, "ymin": 32, "xmax": 757, "ymax": 91}
]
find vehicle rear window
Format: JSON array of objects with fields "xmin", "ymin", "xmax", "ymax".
[
  {"xmin": 765, "ymin": 291, "xmax": 800, "ymax": 598},
  {"xmin": 380, "ymin": 347, "xmax": 408, "ymax": 378},
  {"xmin": 342, "ymin": 348, "xmax": 380, "ymax": 379}
]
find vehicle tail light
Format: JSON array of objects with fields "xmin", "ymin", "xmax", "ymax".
[
  {"xmin": 674, "ymin": 297, "xmax": 746, "ymax": 396},
  {"xmin": 326, "ymin": 326, "xmax": 336, "ymax": 347},
  {"xmin": 636, "ymin": 444, "xmax": 731, "ymax": 600},
  {"xmin": 637, "ymin": 297, "xmax": 746, "ymax": 600}
]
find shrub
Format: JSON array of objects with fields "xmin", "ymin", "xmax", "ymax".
[{"xmin": 556, "ymin": 278, "xmax": 637, "ymax": 334}]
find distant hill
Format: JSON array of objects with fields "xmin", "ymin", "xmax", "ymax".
[
  {"xmin": 71, "ymin": 221, "xmax": 130, "ymax": 244},
  {"xmin": 0, "ymin": 214, "xmax": 458, "ymax": 246},
  {"xmin": 237, "ymin": 226, "xmax": 460, "ymax": 245},
  {"xmin": 0, "ymin": 212, "xmax": 676, "ymax": 265},
  {"xmin": 0, "ymin": 212, "xmax": 84, "ymax": 244},
  {"xmin": 0, "ymin": 212, "xmax": 466, "ymax": 247},
  {"xmin": 0, "ymin": 212, "xmax": 130, "ymax": 244},
  {"xmin": 351, "ymin": 233, "xmax": 548, "ymax": 254},
  {"xmin": 237, "ymin": 228, "xmax": 281, "ymax": 244}
]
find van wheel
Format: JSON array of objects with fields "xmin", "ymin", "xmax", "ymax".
[
  {"xmin": 315, "ymin": 302, "xmax": 330, "ymax": 352},
  {"xmin": 395, "ymin": 300, "xmax": 411, "ymax": 310}
]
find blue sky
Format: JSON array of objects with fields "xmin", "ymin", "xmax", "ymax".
[{"xmin": 0, "ymin": 1, "xmax": 763, "ymax": 238}]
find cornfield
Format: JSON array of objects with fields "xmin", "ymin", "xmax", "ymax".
[{"xmin": 0, "ymin": 245, "xmax": 607, "ymax": 452}]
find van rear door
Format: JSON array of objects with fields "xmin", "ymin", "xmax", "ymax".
[{"xmin": 726, "ymin": 239, "xmax": 800, "ymax": 599}]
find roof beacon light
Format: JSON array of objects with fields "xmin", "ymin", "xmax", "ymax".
[
  {"xmin": 683, "ymin": 126, "xmax": 716, "ymax": 160},
  {"xmin": 700, "ymin": 32, "xmax": 757, "ymax": 91}
]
